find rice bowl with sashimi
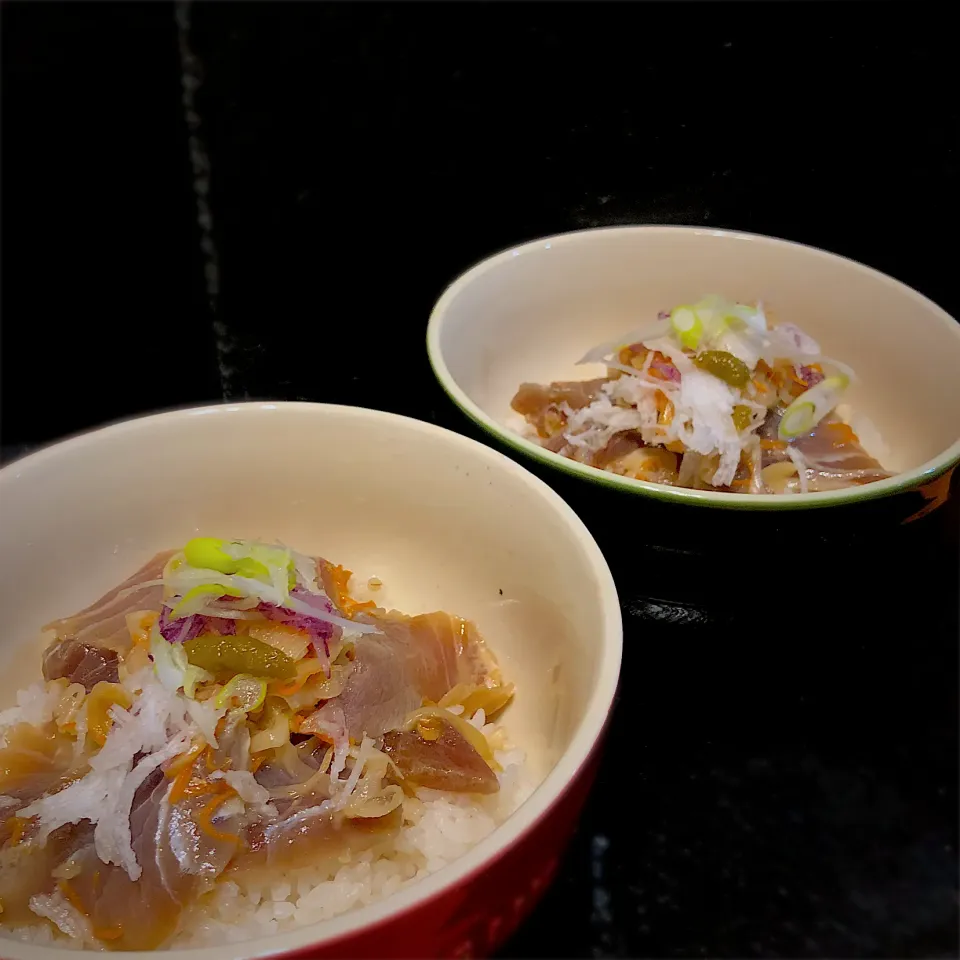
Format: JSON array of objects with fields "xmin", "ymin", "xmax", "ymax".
[
  {"xmin": 510, "ymin": 294, "xmax": 892, "ymax": 495},
  {"xmin": 0, "ymin": 537, "xmax": 529, "ymax": 951}
]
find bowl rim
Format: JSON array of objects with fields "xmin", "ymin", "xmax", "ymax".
[
  {"xmin": 0, "ymin": 401, "xmax": 623, "ymax": 960},
  {"xmin": 426, "ymin": 225, "xmax": 960, "ymax": 511}
]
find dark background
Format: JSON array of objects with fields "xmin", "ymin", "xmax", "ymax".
[{"xmin": 1, "ymin": 3, "xmax": 958, "ymax": 957}]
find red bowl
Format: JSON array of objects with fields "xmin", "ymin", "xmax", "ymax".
[
  {"xmin": 0, "ymin": 403, "xmax": 622, "ymax": 960},
  {"xmin": 304, "ymin": 737, "xmax": 606, "ymax": 960}
]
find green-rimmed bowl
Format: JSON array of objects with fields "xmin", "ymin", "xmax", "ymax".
[{"xmin": 427, "ymin": 226, "xmax": 960, "ymax": 514}]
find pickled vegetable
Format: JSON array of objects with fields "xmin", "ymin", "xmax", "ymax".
[
  {"xmin": 437, "ymin": 682, "xmax": 515, "ymax": 720},
  {"xmin": 249, "ymin": 698, "xmax": 292, "ymax": 753},
  {"xmin": 86, "ymin": 682, "xmax": 132, "ymax": 747},
  {"xmin": 183, "ymin": 633, "xmax": 296, "ymax": 680},
  {"xmin": 693, "ymin": 350, "xmax": 751, "ymax": 388},
  {"xmin": 761, "ymin": 460, "xmax": 799, "ymax": 494},
  {"xmin": 732, "ymin": 405, "xmax": 752, "ymax": 432},
  {"xmin": 214, "ymin": 674, "xmax": 268, "ymax": 712},
  {"xmin": 247, "ymin": 622, "xmax": 310, "ymax": 662}
]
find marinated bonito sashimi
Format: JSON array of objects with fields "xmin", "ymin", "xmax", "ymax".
[
  {"xmin": 0, "ymin": 538, "xmax": 519, "ymax": 950},
  {"xmin": 510, "ymin": 295, "xmax": 892, "ymax": 494}
]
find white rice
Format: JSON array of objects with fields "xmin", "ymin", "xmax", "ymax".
[{"xmin": 1, "ymin": 719, "xmax": 533, "ymax": 951}]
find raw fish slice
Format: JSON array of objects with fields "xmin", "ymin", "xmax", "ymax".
[
  {"xmin": 0, "ymin": 823, "xmax": 92, "ymax": 925},
  {"xmin": 511, "ymin": 379, "xmax": 610, "ymax": 437},
  {"xmin": 43, "ymin": 551, "xmax": 172, "ymax": 654},
  {"xmin": 305, "ymin": 612, "xmax": 496, "ymax": 741},
  {"xmin": 382, "ymin": 720, "xmax": 498, "ymax": 794},
  {"xmin": 65, "ymin": 761, "xmax": 239, "ymax": 950},
  {"xmin": 761, "ymin": 411, "xmax": 891, "ymax": 490},
  {"xmin": 43, "ymin": 639, "xmax": 119, "ymax": 692},
  {"xmin": 228, "ymin": 803, "xmax": 402, "ymax": 879},
  {"xmin": 0, "ymin": 722, "xmax": 80, "ymax": 808}
]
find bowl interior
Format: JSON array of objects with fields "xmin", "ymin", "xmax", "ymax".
[
  {"xmin": 431, "ymin": 227, "xmax": 960, "ymax": 486},
  {"xmin": 0, "ymin": 403, "xmax": 620, "ymax": 957}
]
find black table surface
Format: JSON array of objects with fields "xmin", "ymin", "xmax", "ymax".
[{"xmin": 1, "ymin": 3, "xmax": 958, "ymax": 957}]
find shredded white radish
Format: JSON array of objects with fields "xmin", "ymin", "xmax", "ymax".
[
  {"xmin": 786, "ymin": 446, "xmax": 810, "ymax": 494},
  {"xmin": 95, "ymin": 732, "xmax": 191, "ymax": 880}
]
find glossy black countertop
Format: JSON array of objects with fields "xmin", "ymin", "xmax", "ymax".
[{"xmin": 1, "ymin": 3, "xmax": 958, "ymax": 956}]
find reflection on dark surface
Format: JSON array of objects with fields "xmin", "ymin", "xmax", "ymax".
[{"xmin": 1, "ymin": 2, "xmax": 957, "ymax": 956}]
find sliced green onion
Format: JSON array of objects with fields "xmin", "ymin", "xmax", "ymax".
[
  {"xmin": 234, "ymin": 557, "xmax": 271, "ymax": 580},
  {"xmin": 169, "ymin": 582, "xmax": 243, "ymax": 620},
  {"xmin": 184, "ymin": 537, "xmax": 234, "ymax": 573},
  {"xmin": 182, "ymin": 537, "xmax": 291, "ymax": 586},
  {"xmin": 183, "ymin": 664, "xmax": 212, "ymax": 700},
  {"xmin": 778, "ymin": 374, "xmax": 849, "ymax": 441},
  {"xmin": 670, "ymin": 305, "xmax": 703, "ymax": 350},
  {"xmin": 215, "ymin": 674, "xmax": 268, "ymax": 712}
]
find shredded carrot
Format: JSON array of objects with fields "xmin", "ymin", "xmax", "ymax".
[
  {"xmin": 655, "ymin": 391, "xmax": 674, "ymax": 425},
  {"xmin": 289, "ymin": 713, "xmax": 303, "ymax": 733},
  {"xmin": 789, "ymin": 366, "xmax": 806, "ymax": 387},
  {"xmin": 93, "ymin": 925, "xmax": 124, "ymax": 942},
  {"xmin": 128, "ymin": 611, "xmax": 158, "ymax": 651},
  {"xmin": 752, "ymin": 378, "xmax": 770, "ymax": 394},
  {"xmin": 6, "ymin": 816, "xmax": 27, "ymax": 847},
  {"xmin": 274, "ymin": 677, "xmax": 304, "ymax": 697},
  {"xmin": 167, "ymin": 741, "xmax": 206, "ymax": 802},
  {"xmin": 204, "ymin": 745, "xmax": 220, "ymax": 773},
  {"xmin": 58, "ymin": 880, "xmax": 88, "ymax": 917},
  {"xmin": 181, "ymin": 776, "xmax": 235, "ymax": 802},
  {"xmin": 165, "ymin": 740, "xmax": 205, "ymax": 780},
  {"xmin": 250, "ymin": 755, "xmax": 265, "ymax": 773},
  {"xmin": 826, "ymin": 422, "xmax": 857, "ymax": 446},
  {"xmin": 760, "ymin": 439, "xmax": 787, "ymax": 451},
  {"xmin": 196, "ymin": 793, "xmax": 239, "ymax": 843},
  {"xmin": 730, "ymin": 477, "xmax": 751, "ymax": 489},
  {"xmin": 327, "ymin": 563, "xmax": 351, "ymax": 598},
  {"xmin": 168, "ymin": 763, "xmax": 195, "ymax": 803},
  {"xmin": 327, "ymin": 564, "xmax": 377, "ymax": 618},
  {"xmin": 181, "ymin": 777, "xmax": 219, "ymax": 800}
]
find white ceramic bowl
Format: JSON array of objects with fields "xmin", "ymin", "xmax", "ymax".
[
  {"xmin": 427, "ymin": 226, "xmax": 960, "ymax": 510},
  {"xmin": 0, "ymin": 403, "xmax": 621, "ymax": 960}
]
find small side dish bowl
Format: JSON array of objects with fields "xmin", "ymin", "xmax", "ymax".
[
  {"xmin": 427, "ymin": 226, "xmax": 960, "ymax": 511},
  {"xmin": 0, "ymin": 403, "xmax": 621, "ymax": 960}
]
